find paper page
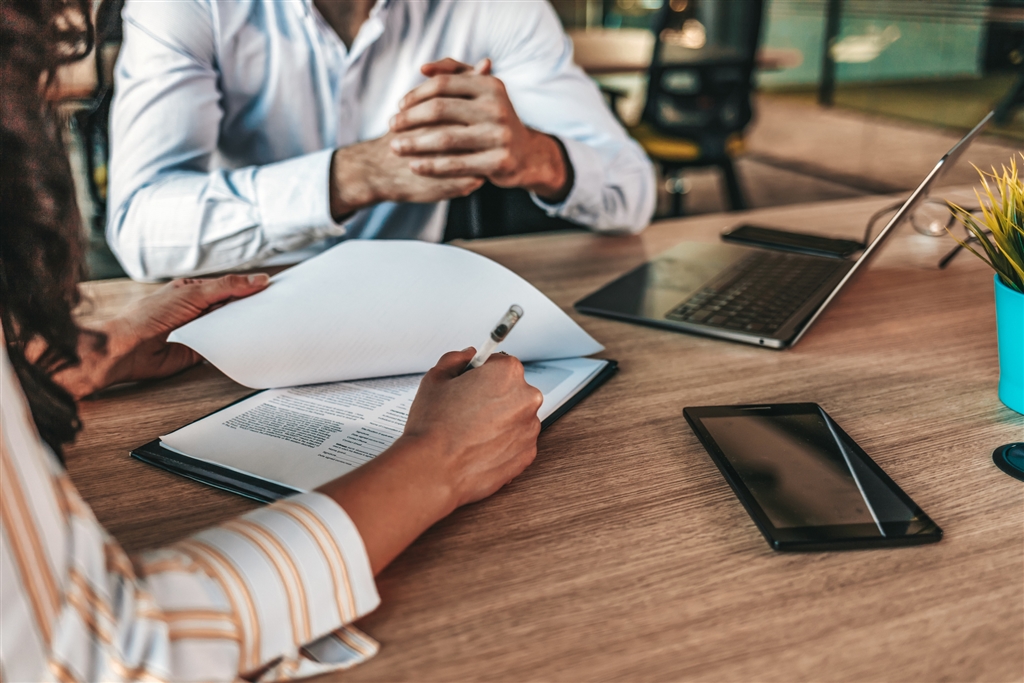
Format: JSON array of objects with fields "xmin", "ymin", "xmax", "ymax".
[
  {"xmin": 528, "ymin": 357, "xmax": 608, "ymax": 420},
  {"xmin": 160, "ymin": 358, "xmax": 608, "ymax": 492},
  {"xmin": 168, "ymin": 241, "xmax": 603, "ymax": 388}
]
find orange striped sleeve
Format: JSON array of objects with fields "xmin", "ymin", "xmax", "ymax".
[
  {"xmin": 146, "ymin": 492, "xmax": 381, "ymax": 677},
  {"xmin": 0, "ymin": 441, "xmax": 60, "ymax": 644},
  {"xmin": 172, "ymin": 539, "xmax": 257, "ymax": 669},
  {"xmin": 275, "ymin": 501, "xmax": 356, "ymax": 623},
  {"xmin": 224, "ymin": 518, "xmax": 311, "ymax": 644}
]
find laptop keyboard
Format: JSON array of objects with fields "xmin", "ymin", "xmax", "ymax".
[{"xmin": 665, "ymin": 251, "xmax": 846, "ymax": 335}]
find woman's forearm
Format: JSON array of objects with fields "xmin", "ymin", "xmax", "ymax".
[{"xmin": 316, "ymin": 433, "xmax": 458, "ymax": 575}]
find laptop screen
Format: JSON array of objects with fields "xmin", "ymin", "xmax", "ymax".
[{"xmin": 788, "ymin": 110, "xmax": 994, "ymax": 346}]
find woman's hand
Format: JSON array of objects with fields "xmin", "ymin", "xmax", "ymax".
[
  {"xmin": 58, "ymin": 274, "xmax": 270, "ymax": 398},
  {"xmin": 403, "ymin": 348, "xmax": 544, "ymax": 507},
  {"xmin": 317, "ymin": 348, "xmax": 544, "ymax": 574}
]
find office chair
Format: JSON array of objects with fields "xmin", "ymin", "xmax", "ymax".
[
  {"xmin": 611, "ymin": 0, "xmax": 764, "ymax": 217},
  {"xmin": 994, "ymin": 37, "xmax": 1024, "ymax": 125},
  {"xmin": 443, "ymin": 182, "xmax": 583, "ymax": 241}
]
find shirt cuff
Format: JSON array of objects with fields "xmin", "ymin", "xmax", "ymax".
[
  {"xmin": 254, "ymin": 149, "xmax": 348, "ymax": 249},
  {"xmin": 529, "ymin": 136, "xmax": 606, "ymax": 226}
]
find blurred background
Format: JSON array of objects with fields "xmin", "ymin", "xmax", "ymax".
[{"xmin": 55, "ymin": 0, "xmax": 1024, "ymax": 279}]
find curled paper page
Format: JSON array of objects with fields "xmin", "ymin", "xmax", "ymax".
[{"xmin": 168, "ymin": 241, "xmax": 604, "ymax": 388}]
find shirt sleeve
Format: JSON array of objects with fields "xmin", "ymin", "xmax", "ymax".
[
  {"xmin": 0, "ymin": 342, "xmax": 380, "ymax": 683},
  {"xmin": 107, "ymin": 0, "xmax": 345, "ymax": 282},
  {"xmin": 484, "ymin": 3, "xmax": 657, "ymax": 235},
  {"xmin": 139, "ymin": 492, "xmax": 381, "ymax": 681}
]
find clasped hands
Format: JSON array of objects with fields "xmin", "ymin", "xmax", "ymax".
[{"xmin": 329, "ymin": 57, "xmax": 573, "ymax": 220}]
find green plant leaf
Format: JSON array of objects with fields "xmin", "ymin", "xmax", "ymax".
[{"xmin": 947, "ymin": 155, "xmax": 1024, "ymax": 292}]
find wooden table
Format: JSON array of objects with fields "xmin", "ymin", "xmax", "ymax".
[{"xmin": 69, "ymin": 194, "xmax": 1023, "ymax": 681}]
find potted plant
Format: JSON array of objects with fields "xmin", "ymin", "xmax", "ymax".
[{"xmin": 948, "ymin": 155, "xmax": 1024, "ymax": 414}]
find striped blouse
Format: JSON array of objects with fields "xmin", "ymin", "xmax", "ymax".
[{"xmin": 0, "ymin": 343, "xmax": 381, "ymax": 682}]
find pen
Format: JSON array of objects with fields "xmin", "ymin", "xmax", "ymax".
[{"xmin": 463, "ymin": 305, "xmax": 524, "ymax": 372}]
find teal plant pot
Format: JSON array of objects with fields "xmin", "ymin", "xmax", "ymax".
[{"xmin": 995, "ymin": 274, "xmax": 1024, "ymax": 415}]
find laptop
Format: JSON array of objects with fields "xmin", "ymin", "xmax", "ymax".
[{"xmin": 575, "ymin": 112, "xmax": 993, "ymax": 349}]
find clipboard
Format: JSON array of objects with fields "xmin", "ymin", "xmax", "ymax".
[{"xmin": 131, "ymin": 360, "xmax": 618, "ymax": 503}]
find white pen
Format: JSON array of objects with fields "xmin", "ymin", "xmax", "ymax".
[{"xmin": 463, "ymin": 305, "xmax": 524, "ymax": 372}]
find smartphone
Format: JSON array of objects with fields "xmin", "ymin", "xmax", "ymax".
[
  {"xmin": 683, "ymin": 404, "xmax": 942, "ymax": 551},
  {"xmin": 721, "ymin": 224, "xmax": 864, "ymax": 259}
]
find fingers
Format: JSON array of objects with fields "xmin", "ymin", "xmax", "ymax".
[
  {"xmin": 419, "ymin": 57, "xmax": 491, "ymax": 78},
  {"xmin": 409, "ymin": 149, "xmax": 513, "ymax": 179},
  {"xmin": 171, "ymin": 273, "xmax": 270, "ymax": 309},
  {"xmin": 391, "ymin": 124, "xmax": 507, "ymax": 156},
  {"xmin": 427, "ymin": 347, "xmax": 531, "ymax": 385},
  {"xmin": 400, "ymin": 176, "xmax": 484, "ymax": 202},
  {"xmin": 392, "ymin": 94, "xmax": 501, "ymax": 131},
  {"xmin": 419, "ymin": 57, "xmax": 475, "ymax": 77},
  {"xmin": 476, "ymin": 354, "xmax": 535, "ymax": 403},
  {"xmin": 481, "ymin": 355, "xmax": 544, "ymax": 415},
  {"xmin": 398, "ymin": 77, "xmax": 485, "ymax": 113},
  {"xmin": 417, "ymin": 176, "xmax": 484, "ymax": 200}
]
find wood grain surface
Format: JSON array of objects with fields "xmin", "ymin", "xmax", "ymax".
[{"xmin": 68, "ymin": 194, "xmax": 1024, "ymax": 682}]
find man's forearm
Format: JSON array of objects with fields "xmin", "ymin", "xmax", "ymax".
[{"xmin": 328, "ymin": 142, "xmax": 379, "ymax": 221}]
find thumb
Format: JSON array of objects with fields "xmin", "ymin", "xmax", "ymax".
[
  {"xmin": 192, "ymin": 273, "xmax": 270, "ymax": 309},
  {"xmin": 473, "ymin": 58, "xmax": 492, "ymax": 75},
  {"xmin": 420, "ymin": 57, "xmax": 475, "ymax": 76},
  {"xmin": 430, "ymin": 348, "xmax": 476, "ymax": 379}
]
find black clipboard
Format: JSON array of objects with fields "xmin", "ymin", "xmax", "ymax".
[{"xmin": 131, "ymin": 360, "xmax": 618, "ymax": 503}]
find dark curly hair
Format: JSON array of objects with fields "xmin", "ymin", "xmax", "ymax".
[{"xmin": 0, "ymin": 0, "xmax": 96, "ymax": 456}]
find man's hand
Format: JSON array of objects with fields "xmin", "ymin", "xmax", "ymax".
[
  {"xmin": 329, "ymin": 132, "xmax": 484, "ymax": 220},
  {"xmin": 389, "ymin": 58, "xmax": 574, "ymax": 203},
  {"xmin": 55, "ymin": 275, "xmax": 270, "ymax": 398}
]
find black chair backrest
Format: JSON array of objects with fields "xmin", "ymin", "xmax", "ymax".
[
  {"xmin": 640, "ymin": 0, "xmax": 764, "ymax": 157},
  {"xmin": 443, "ymin": 182, "xmax": 582, "ymax": 242}
]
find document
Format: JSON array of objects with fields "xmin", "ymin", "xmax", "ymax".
[
  {"xmin": 136, "ymin": 241, "xmax": 615, "ymax": 500},
  {"xmin": 168, "ymin": 241, "xmax": 604, "ymax": 389},
  {"xmin": 158, "ymin": 358, "xmax": 610, "ymax": 492}
]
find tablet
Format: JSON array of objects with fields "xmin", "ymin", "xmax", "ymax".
[{"xmin": 683, "ymin": 404, "xmax": 942, "ymax": 551}]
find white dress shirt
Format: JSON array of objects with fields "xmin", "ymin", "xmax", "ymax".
[
  {"xmin": 108, "ymin": 0, "xmax": 656, "ymax": 281},
  {"xmin": 0, "ymin": 339, "xmax": 381, "ymax": 681}
]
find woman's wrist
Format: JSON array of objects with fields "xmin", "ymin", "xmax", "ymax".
[
  {"xmin": 316, "ymin": 430, "xmax": 459, "ymax": 575},
  {"xmin": 390, "ymin": 431, "xmax": 461, "ymax": 514},
  {"xmin": 356, "ymin": 430, "xmax": 461, "ymax": 521}
]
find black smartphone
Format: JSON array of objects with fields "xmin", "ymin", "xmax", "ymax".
[
  {"xmin": 721, "ymin": 224, "xmax": 864, "ymax": 259},
  {"xmin": 683, "ymin": 404, "xmax": 942, "ymax": 551}
]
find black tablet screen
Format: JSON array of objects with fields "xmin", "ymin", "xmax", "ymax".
[{"xmin": 700, "ymin": 411, "xmax": 916, "ymax": 529}]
